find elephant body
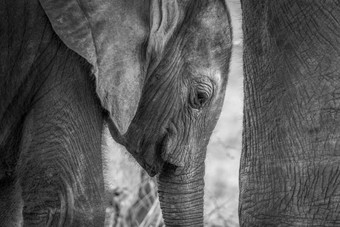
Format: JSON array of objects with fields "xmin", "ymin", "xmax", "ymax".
[
  {"xmin": 241, "ymin": 1, "xmax": 340, "ymax": 226},
  {"xmin": 0, "ymin": 0, "xmax": 105, "ymax": 225},
  {"xmin": 1, "ymin": 0, "xmax": 232, "ymax": 226}
]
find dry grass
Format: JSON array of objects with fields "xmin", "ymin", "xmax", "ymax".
[
  {"xmin": 105, "ymin": 171, "xmax": 164, "ymax": 227},
  {"xmin": 124, "ymin": 172, "xmax": 163, "ymax": 227},
  {"xmin": 105, "ymin": 169, "xmax": 239, "ymax": 227}
]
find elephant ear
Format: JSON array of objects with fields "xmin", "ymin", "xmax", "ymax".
[
  {"xmin": 147, "ymin": 0, "xmax": 180, "ymax": 59},
  {"xmin": 39, "ymin": 0, "xmax": 151, "ymax": 135},
  {"xmin": 39, "ymin": 0, "xmax": 181, "ymax": 135}
]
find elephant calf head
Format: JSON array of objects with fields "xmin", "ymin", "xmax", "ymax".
[{"xmin": 40, "ymin": 0, "xmax": 232, "ymax": 226}]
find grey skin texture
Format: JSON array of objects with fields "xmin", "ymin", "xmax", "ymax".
[
  {"xmin": 1, "ymin": 0, "xmax": 232, "ymax": 226},
  {"xmin": 0, "ymin": 0, "xmax": 105, "ymax": 226},
  {"xmin": 110, "ymin": 1, "xmax": 232, "ymax": 226},
  {"xmin": 240, "ymin": 1, "xmax": 340, "ymax": 226}
]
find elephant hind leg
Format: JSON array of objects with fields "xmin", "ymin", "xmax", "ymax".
[{"xmin": 0, "ymin": 174, "xmax": 23, "ymax": 227}]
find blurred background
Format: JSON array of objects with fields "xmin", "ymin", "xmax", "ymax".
[
  {"xmin": 204, "ymin": 1, "xmax": 242, "ymax": 226},
  {"xmin": 103, "ymin": 1, "xmax": 243, "ymax": 226}
]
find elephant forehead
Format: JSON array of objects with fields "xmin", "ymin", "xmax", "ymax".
[
  {"xmin": 207, "ymin": 67, "xmax": 222, "ymax": 84},
  {"xmin": 199, "ymin": 1, "xmax": 228, "ymax": 26},
  {"xmin": 182, "ymin": 3, "xmax": 232, "ymax": 68},
  {"xmin": 191, "ymin": 65, "xmax": 223, "ymax": 85},
  {"xmin": 184, "ymin": 34, "xmax": 228, "ymax": 83}
]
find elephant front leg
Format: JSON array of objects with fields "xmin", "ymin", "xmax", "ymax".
[
  {"xmin": 17, "ymin": 84, "xmax": 106, "ymax": 226},
  {"xmin": 17, "ymin": 114, "xmax": 105, "ymax": 226},
  {"xmin": 18, "ymin": 120, "xmax": 105, "ymax": 226}
]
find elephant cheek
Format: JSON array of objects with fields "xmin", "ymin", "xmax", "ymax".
[
  {"xmin": 157, "ymin": 162, "xmax": 205, "ymax": 227},
  {"xmin": 142, "ymin": 142, "xmax": 165, "ymax": 176}
]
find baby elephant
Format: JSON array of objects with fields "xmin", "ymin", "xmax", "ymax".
[{"xmin": 0, "ymin": 0, "xmax": 232, "ymax": 226}]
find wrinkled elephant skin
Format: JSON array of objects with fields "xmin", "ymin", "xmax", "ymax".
[
  {"xmin": 241, "ymin": 1, "xmax": 340, "ymax": 226},
  {"xmin": 1, "ymin": 0, "xmax": 233, "ymax": 226},
  {"xmin": 0, "ymin": 0, "xmax": 105, "ymax": 226}
]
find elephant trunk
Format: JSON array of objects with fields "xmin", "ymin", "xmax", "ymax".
[{"xmin": 157, "ymin": 162, "xmax": 205, "ymax": 227}]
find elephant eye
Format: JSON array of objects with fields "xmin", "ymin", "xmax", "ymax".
[{"xmin": 190, "ymin": 84, "xmax": 213, "ymax": 110}]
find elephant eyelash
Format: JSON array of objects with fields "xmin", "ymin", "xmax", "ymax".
[{"xmin": 189, "ymin": 82, "xmax": 214, "ymax": 110}]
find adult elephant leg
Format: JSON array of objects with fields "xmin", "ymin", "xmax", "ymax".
[
  {"xmin": 241, "ymin": 1, "xmax": 340, "ymax": 226},
  {"xmin": 17, "ymin": 49, "xmax": 105, "ymax": 226}
]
